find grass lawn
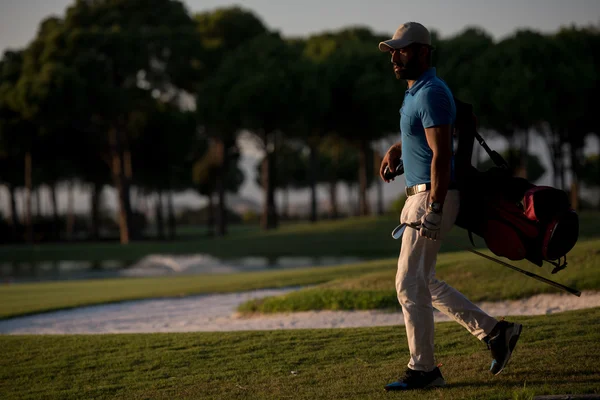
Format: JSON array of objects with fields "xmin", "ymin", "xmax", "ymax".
[
  {"xmin": 2, "ymin": 238, "xmax": 598, "ymax": 320},
  {"xmin": 0, "ymin": 259, "xmax": 391, "ymax": 320},
  {"xmin": 2, "ymin": 212, "xmax": 599, "ymax": 263},
  {"xmin": 238, "ymin": 238, "xmax": 600, "ymax": 313},
  {"xmin": 2, "ymin": 307, "xmax": 600, "ymax": 400}
]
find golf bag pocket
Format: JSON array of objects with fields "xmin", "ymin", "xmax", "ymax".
[
  {"xmin": 541, "ymin": 210, "xmax": 579, "ymax": 261},
  {"xmin": 478, "ymin": 190, "xmax": 579, "ymax": 269},
  {"xmin": 523, "ymin": 186, "xmax": 570, "ymax": 222},
  {"xmin": 483, "ymin": 201, "xmax": 538, "ymax": 261},
  {"xmin": 485, "ymin": 219, "xmax": 527, "ymax": 260}
]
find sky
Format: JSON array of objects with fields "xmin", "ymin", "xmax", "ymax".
[
  {"xmin": 1, "ymin": 0, "xmax": 599, "ymax": 215},
  {"xmin": 2, "ymin": 0, "xmax": 600, "ymax": 53}
]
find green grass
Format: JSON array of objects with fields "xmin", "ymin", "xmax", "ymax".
[
  {"xmin": 2, "ymin": 212, "xmax": 600, "ymax": 263},
  {"xmin": 240, "ymin": 237, "xmax": 600, "ymax": 313},
  {"xmin": 2, "ymin": 238, "xmax": 598, "ymax": 320},
  {"xmin": 0, "ymin": 259, "xmax": 391, "ymax": 320},
  {"xmin": 2, "ymin": 308, "xmax": 600, "ymax": 399}
]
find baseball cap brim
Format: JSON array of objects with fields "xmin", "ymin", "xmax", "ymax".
[
  {"xmin": 378, "ymin": 38, "xmax": 411, "ymax": 52},
  {"xmin": 378, "ymin": 40, "xmax": 436, "ymax": 52}
]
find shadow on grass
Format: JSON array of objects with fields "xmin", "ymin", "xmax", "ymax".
[{"xmin": 444, "ymin": 378, "xmax": 600, "ymax": 389}]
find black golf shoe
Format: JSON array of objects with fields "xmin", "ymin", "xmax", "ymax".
[
  {"xmin": 485, "ymin": 320, "xmax": 523, "ymax": 375},
  {"xmin": 384, "ymin": 366, "xmax": 446, "ymax": 391}
]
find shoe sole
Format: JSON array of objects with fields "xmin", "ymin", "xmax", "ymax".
[
  {"xmin": 425, "ymin": 377, "xmax": 446, "ymax": 388},
  {"xmin": 383, "ymin": 377, "xmax": 446, "ymax": 391},
  {"xmin": 491, "ymin": 323, "xmax": 522, "ymax": 375}
]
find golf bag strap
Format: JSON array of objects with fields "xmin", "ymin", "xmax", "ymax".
[{"xmin": 473, "ymin": 129, "xmax": 510, "ymax": 170}]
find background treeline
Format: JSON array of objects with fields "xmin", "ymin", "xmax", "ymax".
[{"xmin": 1, "ymin": 0, "xmax": 598, "ymax": 244}]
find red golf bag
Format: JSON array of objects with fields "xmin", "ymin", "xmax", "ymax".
[{"xmin": 452, "ymin": 98, "xmax": 579, "ymax": 273}]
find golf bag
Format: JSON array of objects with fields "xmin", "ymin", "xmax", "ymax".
[{"xmin": 452, "ymin": 98, "xmax": 579, "ymax": 273}]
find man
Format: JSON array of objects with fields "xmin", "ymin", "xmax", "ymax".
[{"xmin": 378, "ymin": 22, "xmax": 522, "ymax": 391}]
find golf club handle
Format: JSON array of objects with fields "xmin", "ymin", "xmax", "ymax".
[{"xmin": 384, "ymin": 159, "xmax": 404, "ymax": 180}]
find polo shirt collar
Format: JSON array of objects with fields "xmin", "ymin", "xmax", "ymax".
[{"xmin": 407, "ymin": 67, "xmax": 437, "ymax": 96}]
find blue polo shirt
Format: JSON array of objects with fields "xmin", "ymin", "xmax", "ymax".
[{"xmin": 400, "ymin": 67, "xmax": 456, "ymax": 188}]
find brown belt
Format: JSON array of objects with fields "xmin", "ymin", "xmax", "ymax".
[{"xmin": 405, "ymin": 183, "xmax": 457, "ymax": 197}]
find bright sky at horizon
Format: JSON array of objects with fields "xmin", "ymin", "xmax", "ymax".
[
  {"xmin": 1, "ymin": 0, "xmax": 599, "ymax": 54},
  {"xmin": 1, "ymin": 0, "xmax": 599, "ymax": 214}
]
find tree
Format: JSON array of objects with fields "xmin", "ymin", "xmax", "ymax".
[
  {"xmin": 469, "ymin": 30, "xmax": 561, "ymax": 180},
  {"xmin": 210, "ymin": 32, "xmax": 308, "ymax": 229},
  {"xmin": 317, "ymin": 135, "xmax": 367, "ymax": 218},
  {"xmin": 293, "ymin": 37, "xmax": 334, "ymax": 223},
  {"xmin": 434, "ymin": 27, "xmax": 495, "ymax": 102},
  {"xmin": 20, "ymin": 0, "xmax": 203, "ymax": 243},
  {"xmin": 581, "ymin": 154, "xmax": 600, "ymax": 209},
  {"xmin": 549, "ymin": 27, "xmax": 599, "ymax": 208},
  {"xmin": 478, "ymin": 148, "xmax": 546, "ymax": 183},
  {"xmin": 255, "ymin": 139, "xmax": 308, "ymax": 219},
  {"xmin": 195, "ymin": 6, "xmax": 268, "ymax": 235},
  {"xmin": 132, "ymin": 101, "xmax": 199, "ymax": 239},
  {"xmin": 192, "ymin": 139, "xmax": 244, "ymax": 236},
  {"xmin": 324, "ymin": 40, "xmax": 401, "ymax": 215},
  {"xmin": 0, "ymin": 50, "xmax": 26, "ymax": 237}
]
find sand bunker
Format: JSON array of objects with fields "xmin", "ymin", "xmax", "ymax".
[{"xmin": 1, "ymin": 288, "xmax": 599, "ymax": 335}]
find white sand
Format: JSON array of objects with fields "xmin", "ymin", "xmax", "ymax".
[{"xmin": 1, "ymin": 288, "xmax": 599, "ymax": 335}]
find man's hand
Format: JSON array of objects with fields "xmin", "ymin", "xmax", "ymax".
[
  {"xmin": 420, "ymin": 211, "xmax": 442, "ymax": 240},
  {"xmin": 380, "ymin": 143, "xmax": 402, "ymax": 182}
]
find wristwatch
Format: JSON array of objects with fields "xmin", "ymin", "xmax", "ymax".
[{"xmin": 428, "ymin": 202, "xmax": 442, "ymax": 214}]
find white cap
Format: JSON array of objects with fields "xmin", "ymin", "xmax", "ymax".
[{"xmin": 378, "ymin": 22, "xmax": 432, "ymax": 52}]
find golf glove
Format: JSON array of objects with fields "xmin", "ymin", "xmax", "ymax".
[{"xmin": 420, "ymin": 211, "xmax": 443, "ymax": 240}]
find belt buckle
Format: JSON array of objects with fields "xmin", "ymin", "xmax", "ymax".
[{"xmin": 406, "ymin": 183, "xmax": 428, "ymax": 197}]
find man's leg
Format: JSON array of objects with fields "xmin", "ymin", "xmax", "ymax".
[
  {"xmin": 426, "ymin": 191, "xmax": 522, "ymax": 375},
  {"xmin": 429, "ymin": 278, "xmax": 497, "ymax": 340},
  {"xmin": 412, "ymin": 190, "xmax": 498, "ymax": 339},
  {"xmin": 396, "ymin": 220, "xmax": 440, "ymax": 372},
  {"xmin": 395, "ymin": 191, "xmax": 449, "ymax": 372},
  {"xmin": 385, "ymin": 191, "xmax": 449, "ymax": 391}
]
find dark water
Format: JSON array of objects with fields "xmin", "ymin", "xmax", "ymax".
[{"xmin": 0, "ymin": 255, "xmax": 366, "ymax": 284}]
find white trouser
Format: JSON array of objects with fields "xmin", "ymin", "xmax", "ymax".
[{"xmin": 396, "ymin": 190, "xmax": 498, "ymax": 372}]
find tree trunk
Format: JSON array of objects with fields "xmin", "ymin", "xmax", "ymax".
[
  {"xmin": 374, "ymin": 149, "xmax": 384, "ymax": 215},
  {"xmin": 569, "ymin": 142, "xmax": 582, "ymax": 211},
  {"xmin": 50, "ymin": 183, "xmax": 60, "ymax": 240},
  {"xmin": 281, "ymin": 186, "xmax": 290, "ymax": 220},
  {"xmin": 215, "ymin": 138, "xmax": 228, "ymax": 236},
  {"xmin": 167, "ymin": 190, "xmax": 176, "ymax": 240},
  {"xmin": 352, "ymin": 183, "xmax": 360, "ymax": 216},
  {"xmin": 261, "ymin": 132, "xmax": 278, "ymax": 230},
  {"xmin": 376, "ymin": 176, "xmax": 384, "ymax": 215},
  {"xmin": 90, "ymin": 181, "xmax": 102, "ymax": 240},
  {"xmin": 559, "ymin": 142, "xmax": 566, "ymax": 191},
  {"xmin": 155, "ymin": 191, "xmax": 165, "ymax": 240},
  {"xmin": 548, "ymin": 139, "xmax": 559, "ymax": 188},
  {"xmin": 109, "ymin": 127, "xmax": 133, "ymax": 244},
  {"xmin": 124, "ymin": 149, "xmax": 136, "ymax": 238},
  {"xmin": 514, "ymin": 131, "xmax": 529, "ymax": 179},
  {"xmin": 36, "ymin": 187, "xmax": 42, "ymax": 217},
  {"xmin": 7, "ymin": 184, "xmax": 20, "ymax": 241},
  {"xmin": 24, "ymin": 151, "xmax": 33, "ymax": 244},
  {"xmin": 308, "ymin": 140, "xmax": 318, "ymax": 223},
  {"xmin": 66, "ymin": 181, "xmax": 75, "ymax": 240},
  {"xmin": 8, "ymin": 184, "xmax": 19, "ymax": 229},
  {"xmin": 206, "ymin": 192, "xmax": 215, "ymax": 237},
  {"xmin": 358, "ymin": 140, "xmax": 370, "ymax": 216},
  {"xmin": 329, "ymin": 179, "xmax": 338, "ymax": 219}
]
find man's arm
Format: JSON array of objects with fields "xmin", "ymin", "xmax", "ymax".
[
  {"xmin": 380, "ymin": 141, "xmax": 402, "ymax": 182},
  {"xmin": 424, "ymin": 124, "xmax": 452, "ymax": 207}
]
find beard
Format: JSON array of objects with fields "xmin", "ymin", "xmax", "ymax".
[{"xmin": 394, "ymin": 55, "xmax": 421, "ymax": 80}]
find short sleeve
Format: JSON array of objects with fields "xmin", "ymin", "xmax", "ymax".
[{"xmin": 418, "ymin": 86, "xmax": 454, "ymax": 128}]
